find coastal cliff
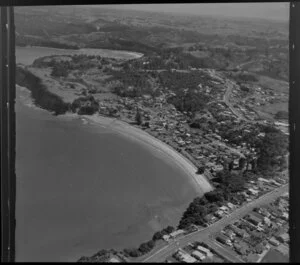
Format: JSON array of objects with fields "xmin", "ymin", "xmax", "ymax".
[{"xmin": 16, "ymin": 66, "xmax": 70, "ymax": 115}]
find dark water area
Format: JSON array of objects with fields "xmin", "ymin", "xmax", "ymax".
[{"xmin": 15, "ymin": 47, "xmax": 199, "ymax": 261}]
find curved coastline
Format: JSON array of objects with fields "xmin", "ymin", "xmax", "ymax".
[
  {"xmin": 16, "ymin": 45, "xmax": 143, "ymax": 61},
  {"xmin": 80, "ymin": 114, "xmax": 214, "ymax": 194},
  {"xmin": 16, "ymin": 45, "xmax": 212, "ymax": 195}
]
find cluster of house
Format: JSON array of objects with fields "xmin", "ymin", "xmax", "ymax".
[
  {"xmin": 162, "ymin": 229, "xmax": 186, "ymax": 242},
  {"xmin": 214, "ymin": 192, "xmax": 289, "ymax": 261},
  {"xmin": 237, "ymin": 177, "xmax": 286, "ymax": 203},
  {"xmin": 172, "ymin": 244, "xmax": 214, "ymax": 263},
  {"xmin": 205, "ymin": 203, "xmax": 237, "ymax": 223}
]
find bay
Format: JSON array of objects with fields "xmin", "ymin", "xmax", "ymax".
[{"xmin": 15, "ymin": 46, "xmax": 200, "ymax": 261}]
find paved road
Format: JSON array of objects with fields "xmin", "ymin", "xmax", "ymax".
[{"xmin": 142, "ymin": 184, "xmax": 288, "ymax": 262}]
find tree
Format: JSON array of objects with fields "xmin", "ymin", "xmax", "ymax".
[
  {"xmin": 124, "ymin": 248, "xmax": 140, "ymax": 257},
  {"xmin": 51, "ymin": 64, "xmax": 68, "ymax": 77},
  {"xmin": 228, "ymin": 160, "xmax": 234, "ymax": 171},
  {"xmin": 197, "ymin": 166, "xmax": 205, "ymax": 174},
  {"xmin": 239, "ymin": 157, "xmax": 247, "ymax": 170},
  {"xmin": 152, "ymin": 231, "xmax": 163, "ymax": 241},
  {"xmin": 164, "ymin": 226, "xmax": 175, "ymax": 234},
  {"xmin": 135, "ymin": 109, "xmax": 143, "ymax": 125},
  {"xmin": 205, "ymin": 190, "xmax": 224, "ymax": 203},
  {"xmin": 138, "ymin": 241, "xmax": 153, "ymax": 254}
]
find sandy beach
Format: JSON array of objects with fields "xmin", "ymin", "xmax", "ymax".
[{"xmin": 78, "ymin": 113, "xmax": 214, "ymax": 195}]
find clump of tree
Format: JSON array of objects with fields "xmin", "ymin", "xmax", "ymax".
[
  {"xmin": 71, "ymin": 95, "xmax": 99, "ymax": 115},
  {"xmin": 135, "ymin": 109, "xmax": 143, "ymax": 125},
  {"xmin": 152, "ymin": 226, "xmax": 175, "ymax": 241},
  {"xmin": 178, "ymin": 169, "xmax": 247, "ymax": 229},
  {"xmin": 255, "ymin": 127, "xmax": 289, "ymax": 174},
  {"xmin": 168, "ymin": 90, "xmax": 209, "ymax": 113},
  {"xmin": 123, "ymin": 240, "xmax": 155, "ymax": 258},
  {"xmin": 122, "ymin": 225, "xmax": 175, "ymax": 258},
  {"xmin": 51, "ymin": 64, "xmax": 69, "ymax": 77},
  {"xmin": 234, "ymin": 72, "xmax": 258, "ymax": 83}
]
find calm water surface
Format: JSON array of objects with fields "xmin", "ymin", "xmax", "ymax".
[{"xmin": 16, "ymin": 47, "xmax": 200, "ymax": 261}]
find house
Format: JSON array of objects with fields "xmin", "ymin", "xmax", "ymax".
[
  {"xmin": 107, "ymin": 257, "xmax": 121, "ymax": 263},
  {"xmin": 214, "ymin": 210, "xmax": 225, "ymax": 218},
  {"xmin": 205, "ymin": 214, "xmax": 217, "ymax": 224},
  {"xmin": 248, "ymin": 188, "xmax": 259, "ymax": 196},
  {"xmin": 263, "ymin": 217, "xmax": 272, "ymax": 226},
  {"xmin": 269, "ymin": 237, "xmax": 280, "ymax": 246},
  {"xmin": 223, "ymin": 229, "xmax": 235, "ymax": 240},
  {"xmin": 277, "ymin": 232, "xmax": 290, "ymax": 243},
  {"xmin": 258, "ymin": 177, "xmax": 270, "ymax": 184},
  {"xmin": 227, "ymin": 202, "xmax": 236, "ymax": 210},
  {"xmin": 269, "ymin": 179, "xmax": 281, "ymax": 187},
  {"xmin": 196, "ymin": 246, "xmax": 213, "ymax": 257},
  {"xmin": 229, "ymin": 226, "xmax": 249, "ymax": 238},
  {"xmin": 174, "ymin": 249, "xmax": 197, "ymax": 263},
  {"xmin": 216, "ymin": 234, "xmax": 232, "ymax": 246},
  {"xmin": 192, "ymin": 250, "xmax": 206, "ymax": 261},
  {"xmin": 259, "ymin": 208, "xmax": 271, "ymax": 218},
  {"xmin": 169, "ymin": 229, "xmax": 185, "ymax": 239},
  {"xmin": 219, "ymin": 206, "xmax": 229, "ymax": 213},
  {"xmin": 281, "ymin": 212, "xmax": 289, "ymax": 221},
  {"xmin": 248, "ymin": 213, "xmax": 263, "ymax": 226},
  {"xmin": 234, "ymin": 241, "xmax": 250, "ymax": 255},
  {"xmin": 163, "ymin": 235, "xmax": 170, "ymax": 242},
  {"xmin": 212, "ymin": 164, "xmax": 224, "ymax": 172}
]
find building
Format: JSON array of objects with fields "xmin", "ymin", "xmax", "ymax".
[
  {"xmin": 263, "ymin": 217, "xmax": 272, "ymax": 226},
  {"xmin": 277, "ymin": 233, "xmax": 290, "ymax": 243},
  {"xmin": 196, "ymin": 246, "xmax": 213, "ymax": 257},
  {"xmin": 248, "ymin": 212, "xmax": 264, "ymax": 226},
  {"xmin": 107, "ymin": 257, "xmax": 122, "ymax": 263},
  {"xmin": 174, "ymin": 249, "xmax": 197, "ymax": 263},
  {"xmin": 204, "ymin": 214, "xmax": 217, "ymax": 224},
  {"xmin": 248, "ymin": 188, "xmax": 259, "ymax": 196},
  {"xmin": 223, "ymin": 229, "xmax": 235, "ymax": 240},
  {"xmin": 270, "ymin": 179, "xmax": 281, "ymax": 187},
  {"xmin": 258, "ymin": 177, "xmax": 270, "ymax": 183},
  {"xmin": 170, "ymin": 229, "xmax": 185, "ymax": 239},
  {"xmin": 216, "ymin": 234, "xmax": 232, "ymax": 246},
  {"xmin": 269, "ymin": 237, "xmax": 280, "ymax": 246},
  {"xmin": 230, "ymin": 226, "xmax": 249, "ymax": 238},
  {"xmin": 214, "ymin": 210, "xmax": 225, "ymax": 218},
  {"xmin": 227, "ymin": 202, "xmax": 236, "ymax": 210},
  {"xmin": 191, "ymin": 250, "xmax": 206, "ymax": 261},
  {"xmin": 219, "ymin": 206, "xmax": 229, "ymax": 213},
  {"xmin": 234, "ymin": 241, "xmax": 250, "ymax": 255},
  {"xmin": 281, "ymin": 212, "xmax": 289, "ymax": 221},
  {"xmin": 163, "ymin": 235, "xmax": 170, "ymax": 242}
]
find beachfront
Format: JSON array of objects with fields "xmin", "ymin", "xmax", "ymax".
[{"xmin": 83, "ymin": 114, "xmax": 214, "ymax": 194}]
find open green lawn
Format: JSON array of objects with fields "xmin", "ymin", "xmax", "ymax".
[{"xmin": 261, "ymin": 248, "xmax": 289, "ymax": 263}]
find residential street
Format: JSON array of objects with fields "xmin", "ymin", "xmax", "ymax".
[{"xmin": 142, "ymin": 184, "xmax": 288, "ymax": 262}]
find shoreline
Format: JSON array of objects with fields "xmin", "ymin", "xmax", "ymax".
[
  {"xmin": 16, "ymin": 45, "xmax": 144, "ymax": 60},
  {"xmin": 76, "ymin": 113, "xmax": 214, "ymax": 195},
  {"xmin": 17, "ymin": 81, "xmax": 213, "ymax": 195}
]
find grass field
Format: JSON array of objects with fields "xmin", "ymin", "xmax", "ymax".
[{"xmin": 261, "ymin": 248, "xmax": 289, "ymax": 263}]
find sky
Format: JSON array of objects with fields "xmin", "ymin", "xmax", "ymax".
[{"xmin": 93, "ymin": 3, "xmax": 289, "ymax": 22}]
